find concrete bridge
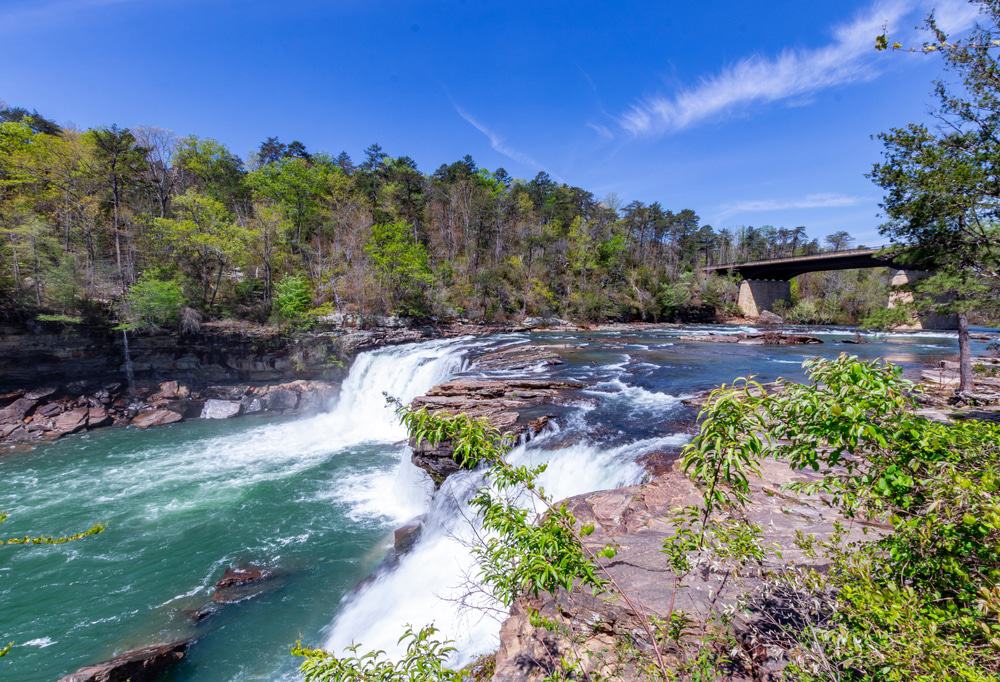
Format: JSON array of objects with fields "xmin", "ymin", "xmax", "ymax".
[{"xmin": 701, "ymin": 248, "xmax": 954, "ymax": 328}]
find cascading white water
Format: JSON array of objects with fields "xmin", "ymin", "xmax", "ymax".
[
  {"xmin": 324, "ymin": 421, "xmax": 690, "ymax": 668},
  {"xmin": 73, "ymin": 337, "xmax": 477, "ymax": 523}
]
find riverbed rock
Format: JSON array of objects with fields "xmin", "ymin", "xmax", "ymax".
[
  {"xmin": 200, "ymin": 399, "xmax": 242, "ymax": 419},
  {"xmin": 0, "ymin": 397, "xmax": 38, "ymax": 424},
  {"xmin": 37, "ymin": 402, "xmax": 64, "ymax": 418},
  {"xmin": 51, "ymin": 407, "xmax": 89, "ymax": 436},
  {"xmin": 394, "ymin": 518, "xmax": 424, "ymax": 554},
  {"xmin": 57, "ymin": 639, "xmax": 191, "ymax": 682},
  {"xmin": 130, "ymin": 408, "xmax": 183, "ymax": 429},
  {"xmin": 491, "ymin": 458, "xmax": 876, "ymax": 681},
  {"xmin": 263, "ymin": 388, "xmax": 299, "ymax": 412},
  {"xmin": 409, "ymin": 378, "xmax": 583, "ymax": 485},
  {"xmin": 472, "ymin": 344, "xmax": 565, "ymax": 372},
  {"xmin": 87, "ymin": 406, "xmax": 112, "ymax": 428},
  {"xmin": 679, "ymin": 331, "xmax": 822, "ymax": 345}
]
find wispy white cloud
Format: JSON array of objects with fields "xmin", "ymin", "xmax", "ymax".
[
  {"xmin": 718, "ymin": 193, "xmax": 862, "ymax": 220},
  {"xmin": 618, "ymin": 0, "xmax": 982, "ymax": 137},
  {"xmin": 586, "ymin": 122, "xmax": 615, "ymax": 140},
  {"xmin": 454, "ymin": 105, "xmax": 554, "ymax": 176},
  {"xmin": 925, "ymin": 0, "xmax": 984, "ymax": 33}
]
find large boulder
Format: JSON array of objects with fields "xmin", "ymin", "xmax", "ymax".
[
  {"xmin": 57, "ymin": 639, "xmax": 191, "ymax": 682},
  {"xmin": 0, "ymin": 397, "xmax": 38, "ymax": 424},
  {"xmin": 37, "ymin": 402, "xmax": 65, "ymax": 418},
  {"xmin": 757, "ymin": 309, "xmax": 784, "ymax": 325},
  {"xmin": 131, "ymin": 409, "xmax": 183, "ymax": 429},
  {"xmin": 87, "ymin": 406, "xmax": 112, "ymax": 428},
  {"xmin": 200, "ymin": 399, "xmax": 241, "ymax": 420},
  {"xmin": 263, "ymin": 388, "xmax": 299, "ymax": 412},
  {"xmin": 51, "ymin": 407, "xmax": 89, "ymax": 436}
]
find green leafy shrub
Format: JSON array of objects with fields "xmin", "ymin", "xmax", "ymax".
[
  {"xmin": 273, "ymin": 274, "xmax": 312, "ymax": 322},
  {"xmin": 127, "ymin": 274, "xmax": 185, "ymax": 329},
  {"xmin": 683, "ymin": 355, "xmax": 1000, "ymax": 680},
  {"xmin": 293, "ymin": 626, "xmax": 461, "ymax": 682},
  {"xmin": 860, "ymin": 305, "xmax": 912, "ymax": 331}
]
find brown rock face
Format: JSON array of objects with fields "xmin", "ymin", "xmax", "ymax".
[
  {"xmin": 0, "ymin": 397, "xmax": 38, "ymax": 424},
  {"xmin": 51, "ymin": 407, "xmax": 89, "ymax": 436},
  {"xmin": 57, "ymin": 640, "xmax": 191, "ymax": 682},
  {"xmin": 409, "ymin": 377, "xmax": 582, "ymax": 485},
  {"xmin": 490, "ymin": 458, "xmax": 875, "ymax": 681},
  {"xmin": 130, "ymin": 409, "xmax": 183, "ymax": 429},
  {"xmin": 471, "ymin": 344, "xmax": 565, "ymax": 372}
]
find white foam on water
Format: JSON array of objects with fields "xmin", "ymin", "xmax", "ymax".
[
  {"xmin": 583, "ymin": 377, "xmax": 685, "ymax": 411},
  {"xmin": 323, "ymin": 431, "xmax": 689, "ymax": 668},
  {"xmin": 333, "ymin": 451, "xmax": 434, "ymax": 524},
  {"xmin": 7, "ymin": 337, "xmax": 478, "ymax": 522},
  {"xmin": 22, "ymin": 638, "xmax": 54, "ymax": 648}
]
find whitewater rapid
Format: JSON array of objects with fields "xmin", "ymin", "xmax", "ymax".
[{"xmin": 321, "ymin": 340, "xmax": 691, "ymax": 668}]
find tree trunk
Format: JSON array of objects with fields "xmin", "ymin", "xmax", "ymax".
[{"xmin": 957, "ymin": 312, "xmax": 974, "ymax": 394}]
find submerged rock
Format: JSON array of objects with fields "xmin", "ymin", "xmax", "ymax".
[
  {"xmin": 211, "ymin": 564, "xmax": 274, "ymax": 604},
  {"xmin": 58, "ymin": 639, "xmax": 191, "ymax": 682}
]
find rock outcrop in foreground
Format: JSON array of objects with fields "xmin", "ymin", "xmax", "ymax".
[{"xmin": 492, "ymin": 458, "xmax": 873, "ymax": 681}]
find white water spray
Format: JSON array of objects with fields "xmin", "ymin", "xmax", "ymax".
[{"xmin": 324, "ymin": 422, "xmax": 690, "ymax": 667}]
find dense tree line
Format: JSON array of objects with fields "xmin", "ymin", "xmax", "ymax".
[{"xmin": 0, "ymin": 106, "xmax": 867, "ymax": 327}]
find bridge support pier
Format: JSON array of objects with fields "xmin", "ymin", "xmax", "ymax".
[
  {"xmin": 888, "ymin": 270, "xmax": 957, "ymax": 330},
  {"xmin": 737, "ymin": 279, "xmax": 791, "ymax": 319}
]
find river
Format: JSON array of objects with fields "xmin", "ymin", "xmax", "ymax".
[{"xmin": 0, "ymin": 325, "xmax": 988, "ymax": 681}]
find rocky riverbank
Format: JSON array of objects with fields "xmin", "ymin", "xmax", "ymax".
[
  {"xmin": 0, "ymin": 318, "xmax": 522, "ymax": 449},
  {"xmin": 395, "ymin": 341, "xmax": 999, "ymax": 681}
]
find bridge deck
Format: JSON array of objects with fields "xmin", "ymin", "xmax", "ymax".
[{"xmin": 702, "ymin": 248, "xmax": 901, "ymax": 280}]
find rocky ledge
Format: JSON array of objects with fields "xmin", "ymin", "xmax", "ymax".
[
  {"xmin": 492, "ymin": 457, "xmax": 875, "ymax": 681},
  {"xmin": 409, "ymin": 377, "xmax": 583, "ymax": 485},
  {"xmin": 679, "ymin": 331, "xmax": 823, "ymax": 345},
  {"xmin": 0, "ymin": 378, "xmax": 337, "ymax": 448},
  {"xmin": 470, "ymin": 344, "xmax": 565, "ymax": 372}
]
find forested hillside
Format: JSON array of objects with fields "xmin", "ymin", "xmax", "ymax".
[{"xmin": 0, "ymin": 106, "xmax": 880, "ymax": 328}]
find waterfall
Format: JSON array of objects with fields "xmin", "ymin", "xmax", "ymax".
[
  {"xmin": 324, "ymin": 424, "xmax": 689, "ymax": 668},
  {"xmin": 121, "ymin": 329, "xmax": 135, "ymax": 393},
  {"xmin": 315, "ymin": 337, "xmax": 473, "ymax": 444}
]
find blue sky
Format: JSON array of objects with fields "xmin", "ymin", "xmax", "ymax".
[{"xmin": 0, "ymin": 0, "xmax": 986, "ymax": 244}]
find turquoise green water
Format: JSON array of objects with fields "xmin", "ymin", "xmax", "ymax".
[
  {"xmin": 0, "ymin": 328, "xmax": 991, "ymax": 680},
  {"xmin": 1, "ymin": 417, "xmax": 404, "ymax": 681}
]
